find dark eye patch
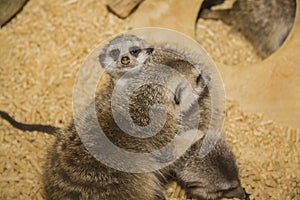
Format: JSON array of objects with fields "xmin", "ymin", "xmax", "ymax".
[
  {"xmin": 109, "ymin": 49, "xmax": 120, "ymax": 60},
  {"xmin": 129, "ymin": 46, "xmax": 141, "ymax": 57}
]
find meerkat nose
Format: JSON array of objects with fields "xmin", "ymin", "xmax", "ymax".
[{"xmin": 121, "ymin": 56, "xmax": 130, "ymax": 65}]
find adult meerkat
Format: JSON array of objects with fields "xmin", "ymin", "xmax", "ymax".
[
  {"xmin": 200, "ymin": 0, "xmax": 296, "ymax": 58},
  {"xmin": 1, "ymin": 34, "xmax": 247, "ymax": 199}
]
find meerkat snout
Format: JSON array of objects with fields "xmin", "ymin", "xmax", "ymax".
[{"xmin": 121, "ymin": 55, "xmax": 130, "ymax": 65}]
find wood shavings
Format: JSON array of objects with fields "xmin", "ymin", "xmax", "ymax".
[
  {"xmin": 0, "ymin": 0, "xmax": 299, "ymax": 199},
  {"xmin": 196, "ymin": 19, "xmax": 262, "ymax": 66}
]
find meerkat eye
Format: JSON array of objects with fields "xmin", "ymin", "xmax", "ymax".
[
  {"xmin": 129, "ymin": 46, "xmax": 141, "ymax": 57},
  {"xmin": 109, "ymin": 49, "xmax": 120, "ymax": 60}
]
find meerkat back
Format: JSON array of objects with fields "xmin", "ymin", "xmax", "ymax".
[
  {"xmin": 44, "ymin": 122, "xmax": 164, "ymax": 200},
  {"xmin": 201, "ymin": 0, "xmax": 296, "ymax": 58},
  {"xmin": 230, "ymin": 0, "xmax": 296, "ymax": 58}
]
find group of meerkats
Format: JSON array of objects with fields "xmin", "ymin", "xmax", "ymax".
[{"xmin": 0, "ymin": 0, "xmax": 296, "ymax": 199}]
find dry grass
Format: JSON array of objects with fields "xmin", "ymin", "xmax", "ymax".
[{"xmin": 0, "ymin": 0, "xmax": 299, "ymax": 199}]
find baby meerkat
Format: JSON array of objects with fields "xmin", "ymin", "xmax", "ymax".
[
  {"xmin": 1, "ymin": 33, "xmax": 247, "ymax": 199},
  {"xmin": 200, "ymin": 0, "xmax": 296, "ymax": 58}
]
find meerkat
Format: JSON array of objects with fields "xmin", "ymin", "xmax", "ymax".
[
  {"xmin": 200, "ymin": 0, "xmax": 296, "ymax": 58},
  {"xmin": 149, "ymin": 45, "xmax": 247, "ymax": 199},
  {"xmin": 0, "ymin": 34, "xmax": 248, "ymax": 199}
]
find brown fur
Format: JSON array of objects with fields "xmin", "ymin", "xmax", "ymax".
[
  {"xmin": 201, "ymin": 0, "xmax": 296, "ymax": 58},
  {"xmin": 170, "ymin": 136, "xmax": 246, "ymax": 199}
]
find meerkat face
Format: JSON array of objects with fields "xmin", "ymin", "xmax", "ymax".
[{"xmin": 99, "ymin": 35, "xmax": 154, "ymax": 75}]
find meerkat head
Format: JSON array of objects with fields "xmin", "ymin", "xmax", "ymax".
[
  {"xmin": 175, "ymin": 137, "xmax": 246, "ymax": 200},
  {"xmin": 99, "ymin": 34, "xmax": 154, "ymax": 77}
]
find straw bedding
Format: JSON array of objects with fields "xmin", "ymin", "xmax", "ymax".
[{"xmin": 0, "ymin": 0, "xmax": 299, "ymax": 199}]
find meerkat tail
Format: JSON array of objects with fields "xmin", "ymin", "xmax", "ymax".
[{"xmin": 0, "ymin": 110, "xmax": 60, "ymax": 135}]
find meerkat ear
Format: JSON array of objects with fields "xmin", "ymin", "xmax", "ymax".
[
  {"xmin": 196, "ymin": 72, "xmax": 211, "ymax": 88},
  {"xmin": 145, "ymin": 47, "xmax": 154, "ymax": 54},
  {"xmin": 174, "ymin": 84, "xmax": 183, "ymax": 105},
  {"xmin": 98, "ymin": 53, "xmax": 106, "ymax": 68}
]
